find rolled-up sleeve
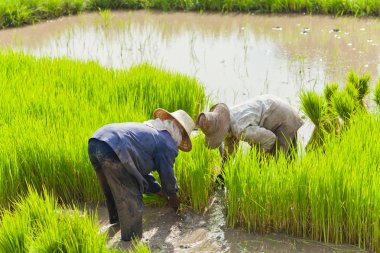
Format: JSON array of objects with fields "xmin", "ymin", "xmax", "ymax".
[
  {"xmin": 155, "ymin": 151, "xmax": 178, "ymax": 198},
  {"xmin": 241, "ymin": 125, "xmax": 276, "ymax": 152}
]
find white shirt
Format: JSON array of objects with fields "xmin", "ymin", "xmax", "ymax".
[{"xmin": 227, "ymin": 94, "xmax": 303, "ymax": 153}]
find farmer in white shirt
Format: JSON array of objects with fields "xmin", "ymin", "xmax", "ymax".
[{"xmin": 196, "ymin": 94, "xmax": 304, "ymax": 161}]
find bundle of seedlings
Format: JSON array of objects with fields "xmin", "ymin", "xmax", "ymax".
[
  {"xmin": 300, "ymin": 90, "xmax": 334, "ymax": 150},
  {"xmin": 300, "ymin": 70, "xmax": 372, "ymax": 150},
  {"xmin": 346, "ymin": 70, "xmax": 371, "ymax": 108}
]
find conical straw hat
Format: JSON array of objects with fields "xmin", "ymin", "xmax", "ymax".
[
  {"xmin": 153, "ymin": 108, "xmax": 195, "ymax": 152},
  {"xmin": 196, "ymin": 103, "xmax": 230, "ymax": 149}
]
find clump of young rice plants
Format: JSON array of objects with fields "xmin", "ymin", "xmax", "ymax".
[
  {"xmin": 300, "ymin": 70, "xmax": 375, "ymax": 149},
  {"xmin": 346, "ymin": 70, "xmax": 371, "ymax": 108},
  {"xmin": 0, "ymin": 188, "xmax": 150, "ymax": 252},
  {"xmin": 98, "ymin": 8, "xmax": 112, "ymax": 28},
  {"xmin": 374, "ymin": 78, "xmax": 380, "ymax": 107},
  {"xmin": 223, "ymin": 111, "xmax": 380, "ymax": 252},
  {"xmin": 0, "ymin": 51, "xmax": 206, "ymax": 206},
  {"xmin": 331, "ymin": 90, "xmax": 356, "ymax": 124},
  {"xmin": 174, "ymin": 133, "xmax": 221, "ymax": 212},
  {"xmin": 299, "ymin": 90, "xmax": 333, "ymax": 149}
]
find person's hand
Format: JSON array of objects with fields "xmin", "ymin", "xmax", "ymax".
[
  {"xmin": 167, "ymin": 195, "xmax": 180, "ymax": 211},
  {"xmin": 156, "ymin": 190, "xmax": 167, "ymax": 198}
]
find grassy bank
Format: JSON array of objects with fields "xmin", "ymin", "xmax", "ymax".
[
  {"xmin": 0, "ymin": 50, "xmax": 206, "ymax": 206},
  {"xmin": 1, "ymin": 0, "xmax": 380, "ymax": 28},
  {"xmin": 223, "ymin": 111, "xmax": 380, "ymax": 252}
]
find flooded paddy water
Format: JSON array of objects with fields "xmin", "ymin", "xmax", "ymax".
[
  {"xmin": 1, "ymin": 11, "xmax": 379, "ymax": 105},
  {"xmin": 1, "ymin": 10, "xmax": 378, "ymax": 252}
]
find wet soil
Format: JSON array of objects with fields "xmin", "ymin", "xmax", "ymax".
[{"xmin": 96, "ymin": 192, "xmax": 368, "ymax": 253}]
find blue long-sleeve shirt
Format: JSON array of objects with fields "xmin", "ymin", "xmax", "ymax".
[{"xmin": 90, "ymin": 122, "xmax": 179, "ymax": 197}]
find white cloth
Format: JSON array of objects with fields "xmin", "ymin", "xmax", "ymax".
[
  {"xmin": 144, "ymin": 118, "xmax": 182, "ymax": 147},
  {"xmin": 228, "ymin": 94, "xmax": 303, "ymax": 153}
]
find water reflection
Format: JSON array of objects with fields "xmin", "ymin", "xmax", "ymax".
[{"xmin": 0, "ymin": 11, "xmax": 379, "ymax": 106}]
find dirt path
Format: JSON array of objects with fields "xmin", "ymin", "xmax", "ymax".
[{"xmin": 96, "ymin": 193, "xmax": 369, "ymax": 253}]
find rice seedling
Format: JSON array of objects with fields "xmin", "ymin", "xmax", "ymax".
[
  {"xmin": 331, "ymin": 90, "xmax": 356, "ymax": 124},
  {"xmin": 299, "ymin": 90, "xmax": 333, "ymax": 149},
  {"xmin": 142, "ymin": 193, "xmax": 167, "ymax": 207},
  {"xmin": 98, "ymin": 7, "xmax": 112, "ymax": 28},
  {"xmin": 323, "ymin": 82, "xmax": 339, "ymax": 104},
  {"xmin": 0, "ymin": 51, "xmax": 206, "ymax": 206},
  {"xmin": 0, "ymin": 187, "xmax": 150, "ymax": 252},
  {"xmin": 374, "ymin": 77, "xmax": 380, "ymax": 107},
  {"xmin": 223, "ymin": 110, "xmax": 380, "ymax": 252},
  {"xmin": 346, "ymin": 70, "xmax": 371, "ymax": 108},
  {"xmin": 174, "ymin": 133, "xmax": 221, "ymax": 212}
]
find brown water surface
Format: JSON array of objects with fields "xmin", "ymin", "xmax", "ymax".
[{"xmin": 1, "ymin": 11, "xmax": 379, "ymax": 105}]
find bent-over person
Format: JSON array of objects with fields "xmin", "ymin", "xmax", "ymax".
[
  {"xmin": 88, "ymin": 109, "xmax": 195, "ymax": 241},
  {"xmin": 196, "ymin": 94, "xmax": 304, "ymax": 161}
]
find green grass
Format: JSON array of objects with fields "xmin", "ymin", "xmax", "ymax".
[
  {"xmin": 1, "ymin": 0, "xmax": 380, "ymax": 28},
  {"xmin": 0, "ymin": 187, "xmax": 150, "ymax": 253},
  {"xmin": 0, "ymin": 50, "xmax": 206, "ymax": 206},
  {"xmin": 223, "ymin": 111, "xmax": 380, "ymax": 252}
]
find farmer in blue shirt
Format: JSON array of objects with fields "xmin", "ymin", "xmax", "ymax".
[{"xmin": 88, "ymin": 109, "xmax": 195, "ymax": 241}]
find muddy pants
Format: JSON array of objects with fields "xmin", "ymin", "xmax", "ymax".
[{"xmin": 88, "ymin": 139, "xmax": 143, "ymax": 241}]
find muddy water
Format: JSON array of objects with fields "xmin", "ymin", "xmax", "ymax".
[
  {"xmin": 97, "ymin": 191, "xmax": 368, "ymax": 252},
  {"xmin": 1, "ymin": 11, "xmax": 379, "ymax": 105}
]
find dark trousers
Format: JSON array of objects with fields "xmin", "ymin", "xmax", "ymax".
[{"xmin": 88, "ymin": 139, "xmax": 143, "ymax": 241}]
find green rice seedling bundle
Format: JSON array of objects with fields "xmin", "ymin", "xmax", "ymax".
[
  {"xmin": 331, "ymin": 90, "xmax": 356, "ymax": 123},
  {"xmin": 0, "ymin": 188, "xmax": 150, "ymax": 252},
  {"xmin": 323, "ymin": 83, "xmax": 338, "ymax": 103},
  {"xmin": 223, "ymin": 111, "xmax": 380, "ymax": 252},
  {"xmin": 0, "ymin": 51, "xmax": 206, "ymax": 206},
  {"xmin": 346, "ymin": 70, "xmax": 370, "ymax": 108},
  {"xmin": 300, "ymin": 71, "xmax": 375, "ymax": 149},
  {"xmin": 174, "ymin": 133, "xmax": 221, "ymax": 212},
  {"xmin": 299, "ymin": 90, "xmax": 333, "ymax": 149}
]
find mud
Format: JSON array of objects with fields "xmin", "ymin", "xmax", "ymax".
[{"xmin": 96, "ymin": 192, "xmax": 368, "ymax": 253}]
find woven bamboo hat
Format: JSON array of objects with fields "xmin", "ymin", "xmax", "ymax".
[
  {"xmin": 153, "ymin": 108, "xmax": 195, "ymax": 152},
  {"xmin": 196, "ymin": 103, "xmax": 230, "ymax": 149}
]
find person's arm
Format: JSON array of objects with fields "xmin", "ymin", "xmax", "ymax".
[
  {"xmin": 143, "ymin": 173, "xmax": 162, "ymax": 194},
  {"xmin": 220, "ymin": 133, "xmax": 239, "ymax": 163},
  {"xmin": 155, "ymin": 150, "xmax": 180, "ymax": 211},
  {"xmin": 241, "ymin": 125, "xmax": 276, "ymax": 153}
]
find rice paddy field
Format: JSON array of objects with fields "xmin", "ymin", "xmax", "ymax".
[
  {"xmin": 1, "ymin": 47, "xmax": 380, "ymax": 252},
  {"xmin": 1, "ymin": 1, "xmax": 380, "ymax": 252}
]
